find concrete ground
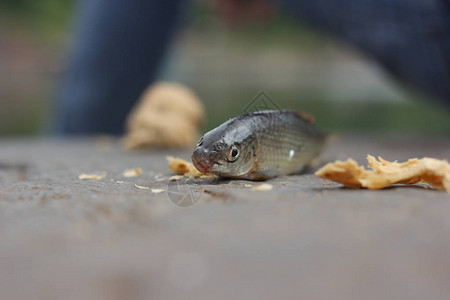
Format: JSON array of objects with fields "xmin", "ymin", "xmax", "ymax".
[{"xmin": 0, "ymin": 134, "xmax": 449, "ymax": 300}]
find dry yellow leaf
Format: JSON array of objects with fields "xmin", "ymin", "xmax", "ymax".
[
  {"xmin": 122, "ymin": 82, "xmax": 205, "ymax": 149},
  {"xmin": 167, "ymin": 156, "xmax": 191, "ymax": 175},
  {"xmin": 315, "ymin": 155, "xmax": 450, "ymax": 193},
  {"xmin": 166, "ymin": 156, "xmax": 216, "ymax": 179}
]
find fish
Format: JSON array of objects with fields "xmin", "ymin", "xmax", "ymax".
[{"xmin": 191, "ymin": 110, "xmax": 325, "ymax": 180}]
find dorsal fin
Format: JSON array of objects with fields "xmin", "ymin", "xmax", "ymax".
[{"xmin": 294, "ymin": 111, "xmax": 315, "ymax": 124}]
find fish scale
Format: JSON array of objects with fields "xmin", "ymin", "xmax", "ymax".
[{"xmin": 254, "ymin": 114, "xmax": 319, "ymax": 177}]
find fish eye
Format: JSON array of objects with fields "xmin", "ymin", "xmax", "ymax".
[{"xmin": 227, "ymin": 144, "xmax": 240, "ymax": 162}]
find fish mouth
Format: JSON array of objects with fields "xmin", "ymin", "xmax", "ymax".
[{"xmin": 191, "ymin": 156, "xmax": 212, "ymax": 173}]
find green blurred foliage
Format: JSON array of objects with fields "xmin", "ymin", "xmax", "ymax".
[
  {"xmin": 0, "ymin": 0, "xmax": 75, "ymax": 32},
  {"xmin": 198, "ymin": 88, "xmax": 450, "ymax": 135},
  {"xmin": 0, "ymin": 0, "xmax": 448, "ymax": 136}
]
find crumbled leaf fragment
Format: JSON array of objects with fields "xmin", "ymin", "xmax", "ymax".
[
  {"xmin": 134, "ymin": 184, "xmax": 150, "ymax": 189},
  {"xmin": 252, "ymin": 183, "xmax": 273, "ymax": 191},
  {"xmin": 315, "ymin": 155, "xmax": 450, "ymax": 193},
  {"xmin": 123, "ymin": 168, "xmax": 143, "ymax": 177},
  {"xmin": 79, "ymin": 173, "xmax": 106, "ymax": 180},
  {"xmin": 151, "ymin": 189, "xmax": 165, "ymax": 194},
  {"xmin": 169, "ymin": 175, "xmax": 184, "ymax": 181},
  {"xmin": 166, "ymin": 156, "xmax": 217, "ymax": 179},
  {"xmin": 122, "ymin": 82, "xmax": 205, "ymax": 150}
]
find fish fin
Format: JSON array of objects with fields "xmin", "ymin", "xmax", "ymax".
[{"xmin": 294, "ymin": 111, "xmax": 315, "ymax": 124}]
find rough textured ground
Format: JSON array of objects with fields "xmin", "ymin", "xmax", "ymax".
[{"xmin": 0, "ymin": 135, "xmax": 449, "ymax": 300}]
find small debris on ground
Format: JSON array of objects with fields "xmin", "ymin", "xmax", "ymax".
[
  {"xmin": 134, "ymin": 184, "xmax": 150, "ymax": 189},
  {"xmin": 169, "ymin": 175, "xmax": 184, "ymax": 181},
  {"xmin": 123, "ymin": 168, "xmax": 143, "ymax": 177},
  {"xmin": 252, "ymin": 183, "xmax": 273, "ymax": 191},
  {"xmin": 315, "ymin": 155, "xmax": 450, "ymax": 193},
  {"xmin": 151, "ymin": 189, "xmax": 165, "ymax": 194},
  {"xmin": 167, "ymin": 156, "xmax": 191, "ymax": 175},
  {"xmin": 199, "ymin": 174, "xmax": 217, "ymax": 179},
  {"xmin": 78, "ymin": 173, "xmax": 106, "ymax": 180},
  {"xmin": 244, "ymin": 184, "xmax": 252, "ymax": 188},
  {"xmin": 167, "ymin": 156, "xmax": 217, "ymax": 179}
]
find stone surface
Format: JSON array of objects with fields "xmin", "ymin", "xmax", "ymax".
[{"xmin": 0, "ymin": 135, "xmax": 449, "ymax": 300}]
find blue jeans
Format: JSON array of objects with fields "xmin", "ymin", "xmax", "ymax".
[
  {"xmin": 55, "ymin": 0, "xmax": 186, "ymax": 134},
  {"xmin": 55, "ymin": 0, "xmax": 450, "ymax": 134}
]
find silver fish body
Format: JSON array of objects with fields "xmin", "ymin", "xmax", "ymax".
[{"xmin": 191, "ymin": 110, "xmax": 325, "ymax": 180}]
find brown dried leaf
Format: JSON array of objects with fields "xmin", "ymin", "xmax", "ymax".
[
  {"xmin": 122, "ymin": 82, "xmax": 205, "ymax": 149},
  {"xmin": 315, "ymin": 155, "xmax": 450, "ymax": 193}
]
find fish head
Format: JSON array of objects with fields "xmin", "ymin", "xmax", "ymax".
[{"xmin": 191, "ymin": 121, "xmax": 255, "ymax": 177}]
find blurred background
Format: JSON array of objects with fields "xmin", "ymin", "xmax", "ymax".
[{"xmin": 1, "ymin": 0, "xmax": 449, "ymax": 136}]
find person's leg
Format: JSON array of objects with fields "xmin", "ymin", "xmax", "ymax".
[
  {"xmin": 55, "ymin": 0, "xmax": 186, "ymax": 135},
  {"xmin": 277, "ymin": 0, "xmax": 450, "ymax": 107}
]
